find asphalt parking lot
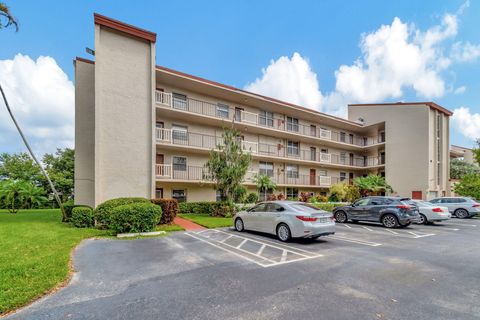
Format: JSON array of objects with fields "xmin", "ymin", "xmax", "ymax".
[{"xmin": 7, "ymin": 219, "xmax": 480, "ymax": 320}]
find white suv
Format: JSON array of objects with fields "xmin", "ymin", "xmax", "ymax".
[{"xmin": 429, "ymin": 197, "xmax": 480, "ymax": 219}]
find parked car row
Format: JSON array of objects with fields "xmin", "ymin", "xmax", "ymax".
[{"xmin": 233, "ymin": 196, "xmax": 479, "ymax": 242}]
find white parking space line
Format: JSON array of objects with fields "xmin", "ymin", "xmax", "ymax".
[
  {"xmin": 406, "ymin": 231, "xmax": 436, "ymax": 238},
  {"xmin": 384, "ymin": 229, "xmax": 399, "ymax": 235},
  {"xmin": 220, "ymin": 235, "xmax": 233, "ymax": 243},
  {"xmin": 341, "ymin": 223, "xmax": 432, "ymax": 239},
  {"xmin": 341, "ymin": 224, "xmax": 353, "ymax": 229},
  {"xmin": 257, "ymin": 244, "xmax": 266, "ymax": 256},
  {"xmin": 362, "ymin": 226, "xmax": 374, "ymax": 232},
  {"xmin": 415, "ymin": 226, "xmax": 459, "ymax": 232},
  {"xmin": 280, "ymin": 250, "xmax": 288, "ymax": 262},
  {"xmin": 329, "ymin": 235, "xmax": 382, "ymax": 247},
  {"xmin": 440, "ymin": 222, "xmax": 477, "ymax": 227},
  {"xmin": 236, "ymin": 239, "xmax": 248, "ymax": 248}
]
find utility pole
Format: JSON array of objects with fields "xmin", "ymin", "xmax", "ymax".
[{"xmin": 0, "ymin": 83, "xmax": 67, "ymax": 221}]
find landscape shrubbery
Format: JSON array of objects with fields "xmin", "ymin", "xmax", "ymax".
[
  {"xmin": 94, "ymin": 197, "xmax": 151, "ymax": 227},
  {"xmin": 151, "ymin": 198, "xmax": 178, "ymax": 224},
  {"xmin": 71, "ymin": 206, "xmax": 94, "ymax": 228},
  {"xmin": 179, "ymin": 201, "xmax": 235, "ymax": 217},
  {"xmin": 108, "ymin": 202, "xmax": 162, "ymax": 234}
]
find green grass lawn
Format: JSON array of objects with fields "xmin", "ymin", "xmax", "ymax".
[
  {"xmin": 179, "ymin": 214, "xmax": 233, "ymax": 228},
  {"xmin": 156, "ymin": 223, "xmax": 185, "ymax": 232},
  {"xmin": 0, "ymin": 209, "xmax": 106, "ymax": 315}
]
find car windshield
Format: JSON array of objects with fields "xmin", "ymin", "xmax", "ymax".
[
  {"xmin": 290, "ymin": 203, "xmax": 320, "ymax": 213},
  {"xmin": 416, "ymin": 201, "xmax": 433, "ymax": 207}
]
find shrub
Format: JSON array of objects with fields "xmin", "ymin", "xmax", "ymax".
[
  {"xmin": 314, "ymin": 195, "xmax": 328, "ymax": 203},
  {"xmin": 108, "ymin": 202, "xmax": 162, "ymax": 234},
  {"xmin": 277, "ymin": 193, "xmax": 285, "ymax": 201},
  {"xmin": 178, "ymin": 201, "xmax": 235, "ymax": 217},
  {"xmin": 312, "ymin": 203, "xmax": 345, "ymax": 212},
  {"xmin": 267, "ymin": 194, "xmax": 277, "ymax": 201},
  {"xmin": 71, "ymin": 207, "xmax": 94, "ymax": 228},
  {"xmin": 211, "ymin": 202, "xmax": 235, "ymax": 217},
  {"xmin": 245, "ymin": 192, "xmax": 259, "ymax": 204},
  {"xmin": 94, "ymin": 197, "xmax": 150, "ymax": 227},
  {"xmin": 233, "ymin": 185, "xmax": 247, "ymax": 203},
  {"xmin": 299, "ymin": 192, "xmax": 312, "ymax": 202},
  {"xmin": 151, "ymin": 198, "xmax": 178, "ymax": 224},
  {"xmin": 63, "ymin": 200, "xmax": 92, "ymax": 222}
]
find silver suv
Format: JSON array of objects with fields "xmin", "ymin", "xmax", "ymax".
[{"xmin": 429, "ymin": 197, "xmax": 480, "ymax": 219}]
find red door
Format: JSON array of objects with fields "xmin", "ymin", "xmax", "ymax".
[
  {"xmin": 310, "ymin": 169, "xmax": 316, "ymax": 185},
  {"xmin": 412, "ymin": 191, "xmax": 422, "ymax": 200}
]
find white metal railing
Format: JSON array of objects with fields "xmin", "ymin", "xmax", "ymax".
[
  {"xmin": 155, "ymin": 91, "xmax": 172, "ymax": 107},
  {"xmin": 240, "ymin": 110, "xmax": 258, "ymax": 125},
  {"xmin": 319, "ymin": 152, "xmax": 331, "ymax": 163},
  {"xmin": 319, "ymin": 176, "xmax": 331, "ymax": 186},
  {"xmin": 155, "ymin": 164, "xmax": 171, "ymax": 178},
  {"xmin": 155, "ymin": 128, "xmax": 172, "ymax": 143},
  {"xmin": 242, "ymin": 141, "xmax": 258, "ymax": 154},
  {"xmin": 320, "ymin": 128, "xmax": 332, "ymax": 140}
]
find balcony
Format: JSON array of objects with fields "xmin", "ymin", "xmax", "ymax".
[
  {"xmin": 155, "ymin": 91, "xmax": 384, "ymax": 148},
  {"xmin": 155, "ymin": 164, "xmax": 338, "ymax": 187},
  {"xmin": 155, "ymin": 129, "xmax": 385, "ymax": 168}
]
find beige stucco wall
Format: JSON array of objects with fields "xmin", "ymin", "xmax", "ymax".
[
  {"xmin": 74, "ymin": 60, "xmax": 95, "ymax": 207},
  {"xmin": 94, "ymin": 26, "xmax": 155, "ymax": 206},
  {"xmin": 348, "ymin": 104, "xmax": 450, "ymax": 199}
]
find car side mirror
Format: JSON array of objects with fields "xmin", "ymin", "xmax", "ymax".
[{"xmin": 351, "ymin": 203, "xmax": 356, "ymax": 207}]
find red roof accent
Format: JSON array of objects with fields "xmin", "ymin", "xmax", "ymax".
[
  {"xmin": 75, "ymin": 57, "xmax": 94, "ymax": 65},
  {"xmin": 155, "ymin": 65, "xmax": 366, "ymax": 127},
  {"xmin": 348, "ymin": 102, "xmax": 453, "ymax": 116},
  {"xmin": 94, "ymin": 13, "xmax": 156, "ymax": 42}
]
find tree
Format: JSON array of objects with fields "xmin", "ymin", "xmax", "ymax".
[
  {"xmin": 353, "ymin": 174, "xmax": 393, "ymax": 196},
  {"xmin": 328, "ymin": 182, "xmax": 361, "ymax": 202},
  {"xmin": 205, "ymin": 128, "xmax": 251, "ymax": 202},
  {"xmin": 42, "ymin": 148, "xmax": 75, "ymax": 202},
  {"xmin": 454, "ymin": 174, "xmax": 480, "ymax": 200},
  {"xmin": 0, "ymin": 2, "xmax": 18, "ymax": 31},
  {"xmin": 19, "ymin": 182, "xmax": 48, "ymax": 209},
  {"xmin": 0, "ymin": 180, "xmax": 26, "ymax": 213},
  {"xmin": 0, "ymin": 152, "xmax": 43, "ymax": 182},
  {"xmin": 252, "ymin": 174, "xmax": 277, "ymax": 201},
  {"xmin": 473, "ymin": 139, "xmax": 480, "ymax": 166},
  {"xmin": 450, "ymin": 158, "xmax": 480, "ymax": 179}
]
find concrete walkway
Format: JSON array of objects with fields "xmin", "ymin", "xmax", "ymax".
[{"xmin": 173, "ymin": 216, "xmax": 206, "ymax": 231}]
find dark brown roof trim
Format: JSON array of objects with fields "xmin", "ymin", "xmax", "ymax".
[
  {"xmin": 349, "ymin": 102, "xmax": 453, "ymax": 116},
  {"xmin": 75, "ymin": 57, "xmax": 95, "ymax": 65},
  {"xmin": 156, "ymin": 65, "xmax": 366, "ymax": 127},
  {"xmin": 94, "ymin": 13, "xmax": 156, "ymax": 42}
]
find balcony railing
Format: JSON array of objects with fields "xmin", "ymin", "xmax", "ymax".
[
  {"xmin": 155, "ymin": 91, "xmax": 384, "ymax": 147},
  {"xmin": 155, "ymin": 129, "xmax": 385, "ymax": 168},
  {"xmin": 155, "ymin": 164, "xmax": 338, "ymax": 186}
]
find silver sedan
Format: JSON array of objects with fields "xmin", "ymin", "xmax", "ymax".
[{"xmin": 233, "ymin": 201, "xmax": 335, "ymax": 242}]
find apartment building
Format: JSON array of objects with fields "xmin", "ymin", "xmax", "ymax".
[
  {"xmin": 74, "ymin": 14, "xmax": 451, "ymax": 207},
  {"xmin": 450, "ymin": 145, "xmax": 476, "ymax": 165}
]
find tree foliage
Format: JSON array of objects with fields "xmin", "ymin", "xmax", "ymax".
[
  {"xmin": 205, "ymin": 128, "xmax": 251, "ymax": 202},
  {"xmin": 328, "ymin": 182, "xmax": 361, "ymax": 202},
  {"xmin": 0, "ymin": 152, "xmax": 43, "ymax": 182},
  {"xmin": 0, "ymin": 2, "xmax": 18, "ymax": 31},
  {"xmin": 42, "ymin": 148, "xmax": 75, "ymax": 202},
  {"xmin": 473, "ymin": 139, "xmax": 480, "ymax": 166},
  {"xmin": 450, "ymin": 158, "xmax": 480, "ymax": 179},
  {"xmin": 252, "ymin": 174, "xmax": 277, "ymax": 201},
  {"xmin": 453, "ymin": 174, "xmax": 480, "ymax": 200},
  {"xmin": 0, "ymin": 180, "xmax": 46, "ymax": 212},
  {"xmin": 353, "ymin": 174, "xmax": 393, "ymax": 196}
]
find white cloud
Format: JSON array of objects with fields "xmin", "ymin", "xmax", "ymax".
[
  {"xmin": 452, "ymin": 107, "xmax": 480, "ymax": 140},
  {"xmin": 245, "ymin": 5, "xmax": 469, "ymax": 117},
  {"xmin": 0, "ymin": 54, "xmax": 74, "ymax": 157},
  {"xmin": 454, "ymin": 86, "xmax": 466, "ymax": 94},
  {"xmin": 244, "ymin": 52, "xmax": 323, "ymax": 110},
  {"xmin": 451, "ymin": 41, "xmax": 480, "ymax": 62}
]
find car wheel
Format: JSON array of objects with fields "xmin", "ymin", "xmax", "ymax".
[
  {"xmin": 400, "ymin": 221, "xmax": 411, "ymax": 228},
  {"xmin": 234, "ymin": 218, "xmax": 244, "ymax": 232},
  {"xmin": 381, "ymin": 214, "xmax": 399, "ymax": 228},
  {"xmin": 334, "ymin": 211, "xmax": 348, "ymax": 223},
  {"xmin": 455, "ymin": 209, "xmax": 469, "ymax": 219},
  {"xmin": 276, "ymin": 223, "xmax": 291, "ymax": 242},
  {"xmin": 418, "ymin": 214, "xmax": 428, "ymax": 225}
]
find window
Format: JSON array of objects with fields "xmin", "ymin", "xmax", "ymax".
[
  {"xmin": 266, "ymin": 203, "xmax": 285, "ymax": 213},
  {"xmin": 353, "ymin": 198, "xmax": 369, "ymax": 206},
  {"xmin": 155, "ymin": 188, "xmax": 163, "ymax": 199},
  {"xmin": 380, "ymin": 131, "xmax": 386, "ymax": 142},
  {"xmin": 259, "ymin": 110, "xmax": 274, "ymax": 127},
  {"xmin": 216, "ymin": 190, "xmax": 223, "ymax": 202},
  {"xmin": 287, "ymin": 117, "xmax": 299, "ymax": 132},
  {"xmin": 172, "ymin": 93, "xmax": 187, "ymax": 110},
  {"xmin": 286, "ymin": 187, "xmax": 299, "ymax": 199},
  {"xmin": 340, "ymin": 152, "xmax": 346, "ymax": 164},
  {"xmin": 340, "ymin": 172, "xmax": 346, "ymax": 181},
  {"xmin": 286, "ymin": 164, "xmax": 299, "ymax": 178},
  {"xmin": 259, "ymin": 161, "xmax": 274, "ymax": 177},
  {"xmin": 319, "ymin": 170, "xmax": 327, "ymax": 176},
  {"xmin": 259, "ymin": 188, "xmax": 273, "ymax": 201},
  {"xmin": 340, "ymin": 132, "xmax": 346, "ymax": 142},
  {"xmin": 172, "ymin": 124, "xmax": 188, "ymax": 143},
  {"xmin": 310, "ymin": 125, "xmax": 317, "ymax": 137},
  {"xmin": 217, "ymin": 103, "xmax": 229, "ymax": 118},
  {"xmin": 287, "ymin": 141, "xmax": 299, "ymax": 156},
  {"xmin": 349, "ymin": 134, "xmax": 354, "ymax": 144},
  {"xmin": 310, "ymin": 147, "xmax": 316, "ymax": 161},
  {"xmin": 291, "ymin": 203, "xmax": 322, "ymax": 213},
  {"xmin": 249, "ymin": 203, "xmax": 268, "ymax": 212},
  {"xmin": 172, "ymin": 156, "xmax": 187, "ymax": 171},
  {"xmin": 172, "ymin": 190, "xmax": 186, "ymax": 203}
]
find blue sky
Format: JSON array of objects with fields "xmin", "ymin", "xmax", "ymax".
[{"xmin": 1, "ymin": 0, "xmax": 479, "ymax": 156}]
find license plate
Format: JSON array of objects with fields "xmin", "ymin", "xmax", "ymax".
[{"xmin": 319, "ymin": 218, "xmax": 330, "ymax": 223}]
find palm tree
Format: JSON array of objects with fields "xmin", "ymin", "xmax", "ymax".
[
  {"xmin": 353, "ymin": 174, "xmax": 393, "ymax": 197},
  {"xmin": 252, "ymin": 174, "xmax": 277, "ymax": 201},
  {"xmin": 0, "ymin": 180, "xmax": 26, "ymax": 213},
  {"xmin": 0, "ymin": 2, "xmax": 18, "ymax": 31},
  {"xmin": 19, "ymin": 182, "xmax": 48, "ymax": 209}
]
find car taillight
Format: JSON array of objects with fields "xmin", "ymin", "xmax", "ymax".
[
  {"xmin": 296, "ymin": 216, "xmax": 317, "ymax": 222},
  {"xmin": 432, "ymin": 207, "xmax": 443, "ymax": 212},
  {"xmin": 397, "ymin": 205, "xmax": 411, "ymax": 209},
  {"xmin": 473, "ymin": 204, "xmax": 480, "ymax": 208}
]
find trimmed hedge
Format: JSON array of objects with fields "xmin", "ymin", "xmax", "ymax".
[
  {"xmin": 311, "ymin": 203, "xmax": 346, "ymax": 212},
  {"xmin": 245, "ymin": 193, "xmax": 259, "ymax": 204},
  {"xmin": 71, "ymin": 207, "xmax": 94, "ymax": 228},
  {"xmin": 108, "ymin": 202, "xmax": 162, "ymax": 234},
  {"xmin": 94, "ymin": 197, "xmax": 150, "ymax": 227},
  {"xmin": 63, "ymin": 200, "xmax": 92, "ymax": 222},
  {"xmin": 151, "ymin": 198, "xmax": 178, "ymax": 224},
  {"xmin": 179, "ymin": 201, "xmax": 235, "ymax": 217}
]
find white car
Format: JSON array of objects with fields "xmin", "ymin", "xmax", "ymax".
[{"xmin": 411, "ymin": 200, "xmax": 451, "ymax": 224}]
